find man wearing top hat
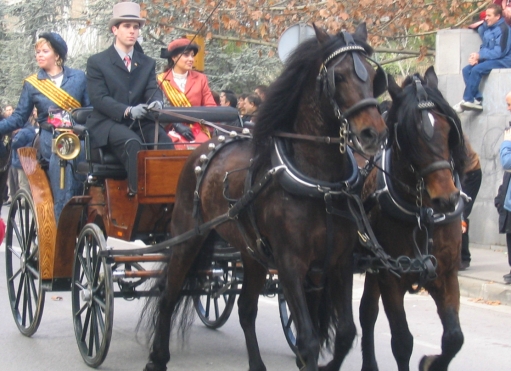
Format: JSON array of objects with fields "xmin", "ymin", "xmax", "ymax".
[{"xmin": 85, "ymin": 1, "xmax": 172, "ymax": 195}]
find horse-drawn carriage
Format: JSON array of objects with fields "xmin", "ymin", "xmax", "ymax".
[
  {"xmin": 4, "ymin": 104, "xmax": 297, "ymax": 367},
  {"xmin": 5, "ymin": 24, "xmax": 466, "ymax": 371}
]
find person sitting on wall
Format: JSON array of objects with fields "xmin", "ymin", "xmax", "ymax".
[{"xmin": 454, "ymin": 4, "xmax": 511, "ymax": 113}]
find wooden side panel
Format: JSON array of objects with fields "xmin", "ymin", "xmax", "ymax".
[
  {"xmin": 105, "ymin": 178, "xmax": 139, "ymax": 241},
  {"xmin": 53, "ymin": 196, "xmax": 91, "ymax": 278},
  {"xmin": 18, "ymin": 147, "xmax": 56, "ymax": 280},
  {"xmin": 137, "ymin": 149, "xmax": 193, "ymax": 204}
]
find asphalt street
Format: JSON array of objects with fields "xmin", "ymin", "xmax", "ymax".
[{"xmin": 1, "ymin": 238, "xmax": 511, "ymax": 371}]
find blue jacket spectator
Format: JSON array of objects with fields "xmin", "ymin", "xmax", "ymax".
[{"xmin": 453, "ymin": 4, "xmax": 511, "ymax": 113}]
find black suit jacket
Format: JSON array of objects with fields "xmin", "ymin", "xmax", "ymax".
[{"xmin": 85, "ymin": 45, "xmax": 163, "ymax": 148}]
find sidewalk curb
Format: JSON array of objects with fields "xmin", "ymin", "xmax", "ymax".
[{"xmin": 458, "ymin": 275, "xmax": 511, "ymax": 306}]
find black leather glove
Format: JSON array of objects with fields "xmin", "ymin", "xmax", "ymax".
[
  {"xmin": 130, "ymin": 104, "xmax": 148, "ymax": 120},
  {"xmin": 174, "ymin": 123, "xmax": 195, "ymax": 141}
]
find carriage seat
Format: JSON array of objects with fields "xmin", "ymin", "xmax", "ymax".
[{"xmin": 71, "ymin": 108, "xmax": 127, "ymax": 179}]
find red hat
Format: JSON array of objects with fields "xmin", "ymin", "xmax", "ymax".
[{"xmin": 160, "ymin": 38, "xmax": 199, "ymax": 59}]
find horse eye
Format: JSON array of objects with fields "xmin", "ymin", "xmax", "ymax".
[{"xmin": 334, "ymin": 74, "xmax": 345, "ymax": 83}]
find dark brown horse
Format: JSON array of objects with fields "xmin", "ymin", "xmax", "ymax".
[
  {"xmin": 142, "ymin": 24, "xmax": 387, "ymax": 371},
  {"xmin": 358, "ymin": 67, "xmax": 467, "ymax": 371}
]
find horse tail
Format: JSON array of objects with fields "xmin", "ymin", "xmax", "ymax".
[
  {"xmin": 137, "ymin": 232, "xmax": 216, "ymax": 344},
  {"xmin": 313, "ymin": 267, "xmax": 354, "ymax": 351}
]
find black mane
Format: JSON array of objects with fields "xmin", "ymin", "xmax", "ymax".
[
  {"xmin": 253, "ymin": 29, "xmax": 373, "ymax": 148},
  {"xmin": 387, "ymin": 74, "xmax": 467, "ymax": 176}
]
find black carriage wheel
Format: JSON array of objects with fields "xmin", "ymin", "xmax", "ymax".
[
  {"xmin": 71, "ymin": 224, "xmax": 113, "ymax": 368},
  {"xmin": 279, "ymin": 293, "xmax": 298, "ymax": 354},
  {"xmin": 193, "ymin": 259, "xmax": 239, "ymax": 329},
  {"xmin": 5, "ymin": 189, "xmax": 45, "ymax": 337}
]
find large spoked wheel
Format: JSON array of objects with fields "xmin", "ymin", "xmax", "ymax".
[
  {"xmin": 194, "ymin": 256, "xmax": 240, "ymax": 329},
  {"xmin": 71, "ymin": 224, "xmax": 113, "ymax": 368},
  {"xmin": 5, "ymin": 189, "xmax": 44, "ymax": 337},
  {"xmin": 279, "ymin": 293, "xmax": 298, "ymax": 354}
]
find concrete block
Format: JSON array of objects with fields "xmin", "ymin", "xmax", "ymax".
[
  {"xmin": 438, "ymin": 74, "xmax": 465, "ymax": 106},
  {"xmin": 436, "ymin": 29, "xmax": 481, "ymax": 75}
]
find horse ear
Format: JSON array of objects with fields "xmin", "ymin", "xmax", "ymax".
[
  {"xmin": 387, "ymin": 74, "xmax": 401, "ymax": 101},
  {"xmin": 424, "ymin": 66, "xmax": 438, "ymax": 90},
  {"xmin": 313, "ymin": 23, "xmax": 330, "ymax": 44},
  {"xmin": 354, "ymin": 23, "xmax": 368, "ymax": 41}
]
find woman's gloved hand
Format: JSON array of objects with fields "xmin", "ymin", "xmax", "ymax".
[{"xmin": 174, "ymin": 123, "xmax": 195, "ymax": 141}]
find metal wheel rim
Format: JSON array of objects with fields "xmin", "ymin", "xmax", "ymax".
[
  {"xmin": 279, "ymin": 293, "xmax": 298, "ymax": 354},
  {"xmin": 5, "ymin": 189, "xmax": 44, "ymax": 336},
  {"xmin": 194, "ymin": 260, "xmax": 238, "ymax": 329},
  {"xmin": 71, "ymin": 223, "xmax": 113, "ymax": 368}
]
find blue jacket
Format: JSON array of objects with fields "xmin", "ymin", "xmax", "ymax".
[
  {"xmin": 0, "ymin": 67, "xmax": 90, "ymax": 136},
  {"xmin": 499, "ymin": 140, "xmax": 511, "ymax": 211},
  {"xmin": 478, "ymin": 18, "xmax": 511, "ymax": 62},
  {"xmin": 11, "ymin": 123, "xmax": 36, "ymax": 169}
]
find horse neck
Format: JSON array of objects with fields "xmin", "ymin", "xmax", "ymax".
[{"xmin": 289, "ymin": 96, "xmax": 351, "ymax": 182}]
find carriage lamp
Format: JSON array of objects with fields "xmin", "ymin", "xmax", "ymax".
[{"xmin": 52, "ymin": 129, "xmax": 81, "ymax": 189}]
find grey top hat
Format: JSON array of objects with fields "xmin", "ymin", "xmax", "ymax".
[{"xmin": 108, "ymin": 2, "xmax": 146, "ymax": 30}]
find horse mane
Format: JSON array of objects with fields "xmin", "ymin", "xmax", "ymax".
[
  {"xmin": 387, "ymin": 74, "xmax": 467, "ymax": 177},
  {"xmin": 253, "ymin": 29, "xmax": 374, "ymax": 148}
]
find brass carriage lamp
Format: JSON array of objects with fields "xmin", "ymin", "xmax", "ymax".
[{"xmin": 52, "ymin": 128, "xmax": 80, "ymax": 189}]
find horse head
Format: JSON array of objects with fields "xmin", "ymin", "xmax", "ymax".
[
  {"xmin": 313, "ymin": 23, "xmax": 388, "ymax": 156},
  {"xmin": 253, "ymin": 24, "xmax": 387, "ymax": 159},
  {"xmin": 386, "ymin": 66, "xmax": 467, "ymax": 213}
]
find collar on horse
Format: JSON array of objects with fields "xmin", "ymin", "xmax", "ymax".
[{"xmin": 270, "ymin": 137, "xmax": 362, "ymax": 198}]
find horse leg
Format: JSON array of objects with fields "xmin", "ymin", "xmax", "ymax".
[
  {"xmin": 359, "ymin": 272, "xmax": 382, "ymax": 371},
  {"xmin": 279, "ymin": 263, "xmax": 320, "ymax": 371},
  {"xmin": 237, "ymin": 257, "xmax": 269, "ymax": 371},
  {"xmin": 144, "ymin": 237, "xmax": 206, "ymax": 371},
  {"xmin": 419, "ymin": 273, "xmax": 463, "ymax": 371},
  {"xmin": 319, "ymin": 263, "xmax": 357, "ymax": 371},
  {"xmin": 378, "ymin": 276, "xmax": 413, "ymax": 371}
]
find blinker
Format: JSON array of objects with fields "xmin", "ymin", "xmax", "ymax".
[{"xmin": 413, "ymin": 76, "xmax": 435, "ymax": 140}]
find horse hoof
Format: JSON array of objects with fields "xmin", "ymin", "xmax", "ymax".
[
  {"xmin": 419, "ymin": 355, "xmax": 439, "ymax": 371},
  {"xmin": 143, "ymin": 362, "xmax": 167, "ymax": 371}
]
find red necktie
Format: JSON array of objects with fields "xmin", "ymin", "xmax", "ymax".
[{"xmin": 124, "ymin": 55, "xmax": 131, "ymax": 70}]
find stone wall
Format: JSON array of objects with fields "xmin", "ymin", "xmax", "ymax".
[{"xmin": 436, "ymin": 29, "xmax": 510, "ymax": 247}]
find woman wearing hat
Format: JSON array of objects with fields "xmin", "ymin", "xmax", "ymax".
[
  {"xmin": 159, "ymin": 37, "xmax": 216, "ymax": 142},
  {"xmin": 0, "ymin": 32, "xmax": 89, "ymax": 220}
]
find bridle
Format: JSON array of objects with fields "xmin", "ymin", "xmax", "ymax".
[{"xmin": 314, "ymin": 31, "xmax": 387, "ymax": 153}]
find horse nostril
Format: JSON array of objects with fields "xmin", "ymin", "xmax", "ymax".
[
  {"xmin": 431, "ymin": 191, "xmax": 459, "ymax": 213},
  {"xmin": 360, "ymin": 128, "xmax": 378, "ymax": 144}
]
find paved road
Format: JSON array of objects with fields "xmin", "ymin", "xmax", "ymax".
[{"xmin": 1, "ymin": 237, "xmax": 511, "ymax": 371}]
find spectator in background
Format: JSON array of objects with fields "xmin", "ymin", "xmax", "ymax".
[
  {"xmin": 454, "ymin": 4, "xmax": 511, "ymax": 113},
  {"xmin": 497, "ymin": 124, "xmax": 511, "ymax": 284},
  {"xmin": 222, "ymin": 92, "xmax": 237, "ymax": 108},
  {"xmin": 254, "ymin": 85, "xmax": 268, "ymax": 102},
  {"xmin": 4, "ymin": 105, "xmax": 14, "ymax": 118},
  {"xmin": 242, "ymin": 94, "xmax": 261, "ymax": 124},
  {"xmin": 459, "ymin": 136, "xmax": 482, "ymax": 270},
  {"xmin": 238, "ymin": 93, "xmax": 248, "ymax": 114}
]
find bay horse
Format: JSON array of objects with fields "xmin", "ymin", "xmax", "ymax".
[
  {"xmin": 142, "ymin": 24, "xmax": 388, "ymax": 371},
  {"xmin": 358, "ymin": 67, "xmax": 467, "ymax": 371}
]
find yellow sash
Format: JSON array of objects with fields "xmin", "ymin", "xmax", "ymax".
[
  {"xmin": 157, "ymin": 73, "xmax": 211, "ymax": 138},
  {"xmin": 25, "ymin": 74, "xmax": 81, "ymax": 111},
  {"xmin": 157, "ymin": 73, "xmax": 192, "ymax": 108}
]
